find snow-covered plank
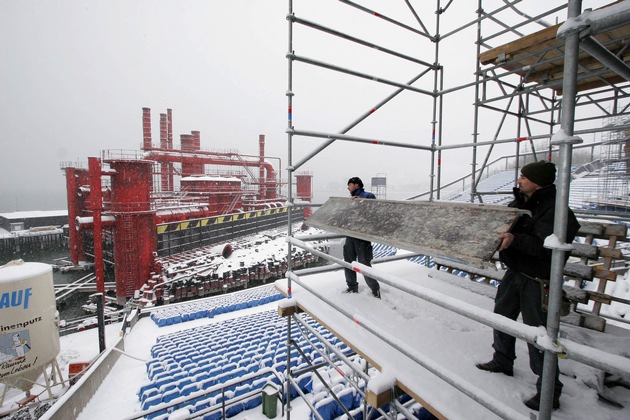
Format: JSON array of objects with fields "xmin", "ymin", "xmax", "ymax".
[{"xmin": 306, "ymin": 198, "xmax": 525, "ymax": 268}]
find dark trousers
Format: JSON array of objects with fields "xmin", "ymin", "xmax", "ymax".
[
  {"xmin": 492, "ymin": 269, "xmax": 562, "ymax": 396},
  {"xmin": 343, "ymin": 237, "xmax": 379, "ymax": 292}
]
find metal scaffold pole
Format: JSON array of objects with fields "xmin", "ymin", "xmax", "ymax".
[
  {"xmin": 88, "ymin": 157, "xmax": 106, "ymax": 353},
  {"xmin": 430, "ymin": 1, "xmax": 442, "ymax": 201},
  {"xmin": 540, "ymin": 1, "xmax": 583, "ymax": 418},
  {"xmin": 282, "ymin": 1, "xmax": 630, "ymax": 418},
  {"xmin": 286, "ymin": 1, "xmax": 295, "ymax": 419}
]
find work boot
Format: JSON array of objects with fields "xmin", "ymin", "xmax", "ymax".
[
  {"xmin": 345, "ymin": 287, "xmax": 358, "ymax": 294},
  {"xmin": 475, "ymin": 360, "xmax": 513, "ymax": 376},
  {"xmin": 524, "ymin": 393, "xmax": 560, "ymax": 410},
  {"xmin": 372, "ymin": 289, "xmax": 381, "ymax": 299}
]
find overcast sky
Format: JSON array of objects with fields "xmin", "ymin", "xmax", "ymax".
[{"xmin": 0, "ymin": 1, "xmax": 611, "ymax": 213}]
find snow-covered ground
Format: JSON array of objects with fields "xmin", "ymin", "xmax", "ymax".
[{"xmin": 2, "ymin": 253, "xmax": 628, "ymax": 420}]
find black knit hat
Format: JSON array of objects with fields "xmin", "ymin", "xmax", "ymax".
[
  {"xmin": 521, "ymin": 160, "xmax": 556, "ymax": 186},
  {"xmin": 347, "ymin": 177, "xmax": 364, "ymax": 188}
]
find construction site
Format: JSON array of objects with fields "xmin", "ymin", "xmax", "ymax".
[
  {"xmin": 60, "ymin": 107, "xmax": 316, "ymax": 307},
  {"xmin": 275, "ymin": 2, "xmax": 630, "ymax": 419},
  {"xmin": 2, "ymin": 1, "xmax": 630, "ymax": 420}
]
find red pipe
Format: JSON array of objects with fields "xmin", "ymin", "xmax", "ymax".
[
  {"xmin": 142, "ymin": 108, "xmax": 152, "ymax": 150},
  {"xmin": 160, "ymin": 114, "xmax": 168, "ymax": 191},
  {"xmin": 192, "ymin": 131, "xmax": 203, "ymax": 175},
  {"xmin": 259, "ymin": 134, "xmax": 266, "ymax": 200},
  {"xmin": 180, "ymin": 134, "xmax": 195, "ymax": 177},
  {"xmin": 64, "ymin": 167, "xmax": 88, "ymax": 265},
  {"xmin": 147, "ymin": 150, "xmax": 276, "ymax": 176},
  {"xmin": 167, "ymin": 109, "xmax": 174, "ymax": 189},
  {"xmin": 75, "ymin": 215, "xmax": 116, "ymax": 231}
]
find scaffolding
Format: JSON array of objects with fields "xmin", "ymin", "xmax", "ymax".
[
  {"xmin": 370, "ymin": 174, "xmax": 387, "ymax": 200},
  {"xmin": 283, "ymin": 1, "xmax": 630, "ymax": 419},
  {"xmin": 598, "ymin": 114, "xmax": 630, "ymax": 210}
]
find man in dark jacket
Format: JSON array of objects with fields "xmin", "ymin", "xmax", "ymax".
[
  {"xmin": 476, "ymin": 161, "xmax": 580, "ymax": 411},
  {"xmin": 343, "ymin": 177, "xmax": 381, "ymax": 298}
]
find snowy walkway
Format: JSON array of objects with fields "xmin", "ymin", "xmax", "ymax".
[{"xmin": 275, "ymin": 259, "xmax": 630, "ymax": 420}]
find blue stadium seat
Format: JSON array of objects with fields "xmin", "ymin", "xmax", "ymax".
[
  {"xmin": 337, "ymin": 388, "xmax": 356, "ymax": 414},
  {"xmin": 296, "ymin": 372, "xmax": 313, "ymax": 393},
  {"xmin": 176, "ymin": 377, "xmax": 193, "ymax": 390},
  {"xmin": 192, "ymin": 372, "xmax": 210, "ymax": 383},
  {"xmin": 146, "ymin": 408, "xmax": 168, "ymax": 420},
  {"xmin": 349, "ymin": 407, "xmax": 364, "ymax": 420},
  {"xmin": 141, "ymin": 394, "xmax": 162, "ymax": 411},
  {"xmin": 140, "ymin": 387, "xmax": 159, "ymax": 404},
  {"xmin": 226, "ymin": 402, "xmax": 244, "ymax": 417},
  {"xmin": 162, "ymin": 388, "xmax": 180, "ymax": 404},
  {"xmin": 230, "ymin": 367, "xmax": 247, "ymax": 381},
  {"xmin": 243, "ymin": 394, "xmax": 262, "ymax": 410},
  {"xmin": 244, "ymin": 362, "xmax": 258, "ymax": 374},
  {"xmin": 202, "ymin": 409, "xmax": 222, "ymax": 420},
  {"xmin": 271, "ymin": 361, "xmax": 286, "ymax": 374},
  {"xmin": 314, "ymin": 396, "xmax": 336, "ymax": 420},
  {"xmin": 193, "ymin": 398, "xmax": 210, "ymax": 412},
  {"xmin": 137, "ymin": 382, "xmax": 157, "ymax": 398},
  {"xmin": 180, "ymin": 382, "xmax": 199, "ymax": 397},
  {"xmin": 222, "ymin": 362, "xmax": 238, "ymax": 373},
  {"xmin": 199, "ymin": 377, "xmax": 217, "ymax": 390},
  {"xmin": 251, "ymin": 377, "xmax": 269, "ymax": 391},
  {"xmin": 158, "ymin": 382, "xmax": 177, "ymax": 395},
  {"xmin": 234, "ymin": 383, "xmax": 251, "ymax": 397}
]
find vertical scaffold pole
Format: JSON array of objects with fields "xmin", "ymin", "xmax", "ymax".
[
  {"xmin": 471, "ymin": 0, "xmax": 483, "ymax": 203},
  {"xmin": 431, "ymin": 0, "xmax": 442, "ymax": 201},
  {"xmin": 88, "ymin": 157, "xmax": 106, "ymax": 353},
  {"xmin": 286, "ymin": 1, "xmax": 295, "ymax": 418},
  {"xmin": 540, "ymin": 1, "xmax": 583, "ymax": 419}
]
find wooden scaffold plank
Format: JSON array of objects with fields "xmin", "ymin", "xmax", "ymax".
[{"xmin": 306, "ymin": 198, "xmax": 526, "ymax": 268}]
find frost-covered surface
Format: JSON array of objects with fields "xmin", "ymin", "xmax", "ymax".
[
  {"xmin": 557, "ymin": 1, "xmax": 630, "ymax": 36},
  {"xmin": 274, "ymin": 260, "xmax": 630, "ymax": 419},
  {"xmin": 0, "ymin": 210, "xmax": 68, "ymax": 220},
  {"xmin": 0, "ymin": 260, "xmax": 52, "ymax": 282},
  {"xmin": 1, "ymin": 254, "xmax": 628, "ymax": 419}
]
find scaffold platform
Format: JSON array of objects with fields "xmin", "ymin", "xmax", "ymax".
[{"xmin": 275, "ymin": 259, "xmax": 630, "ymax": 420}]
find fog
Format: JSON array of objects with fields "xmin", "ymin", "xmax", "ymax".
[{"xmin": 0, "ymin": 1, "xmax": 609, "ymax": 213}]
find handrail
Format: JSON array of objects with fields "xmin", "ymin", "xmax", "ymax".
[{"xmin": 287, "ymin": 236, "xmax": 630, "ymax": 418}]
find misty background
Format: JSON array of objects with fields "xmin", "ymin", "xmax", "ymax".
[{"xmin": 0, "ymin": 1, "xmax": 608, "ymax": 213}]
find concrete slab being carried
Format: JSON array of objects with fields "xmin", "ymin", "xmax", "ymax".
[{"xmin": 305, "ymin": 198, "xmax": 527, "ymax": 268}]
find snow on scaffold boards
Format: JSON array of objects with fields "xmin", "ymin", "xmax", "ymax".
[{"xmin": 305, "ymin": 197, "xmax": 527, "ymax": 268}]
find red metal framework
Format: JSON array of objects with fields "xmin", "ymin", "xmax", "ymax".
[{"xmin": 63, "ymin": 108, "xmax": 310, "ymax": 303}]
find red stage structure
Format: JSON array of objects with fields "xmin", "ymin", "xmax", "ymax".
[{"xmin": 64, "ymin": 108, "xmax": 313, "ymax": 304}]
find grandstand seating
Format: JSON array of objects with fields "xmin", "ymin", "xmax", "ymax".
[
  {"xmin": 139, "ymin": 305, "xmax": 380, "ymax": 419},
  {"xmin": 148, "ymin": 284, "xmax": 284, "ymax": 327},
  {"xmin": 140, "ymin": 229, "xmax": 461, "ymax": 419}
]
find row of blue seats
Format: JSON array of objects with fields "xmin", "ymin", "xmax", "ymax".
[
  {"xmin": 138, "ymin": 310, "xmax": 333, "ymax": 417},
  {"xmin": 149, "ymin": 290, "xmax": 284, "ymax": 327},
  {"xmin": 372, "ymin": 243, "xmax": 398, "ymax": 259},
  {"xmin": 142, "ymin": 376, "xmax": 272, "ymax": 419}
]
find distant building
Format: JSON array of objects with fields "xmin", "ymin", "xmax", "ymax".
[{"xmin": 0, "ymin": 210, "xmax": 68, "ymax": 232}]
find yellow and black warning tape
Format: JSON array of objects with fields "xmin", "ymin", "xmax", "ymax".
[{"xmin": 157, "ymin": 207, "xmax": 289, "ymax": 234}]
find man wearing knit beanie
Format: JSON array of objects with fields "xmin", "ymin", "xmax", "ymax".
[
  {"xmin": 476, "ymin": 160, "xmax": 581, "ymax": 411},
  {"xmin": 521, "ymin": 160, "xmax": 557, "ymax": 187}
]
